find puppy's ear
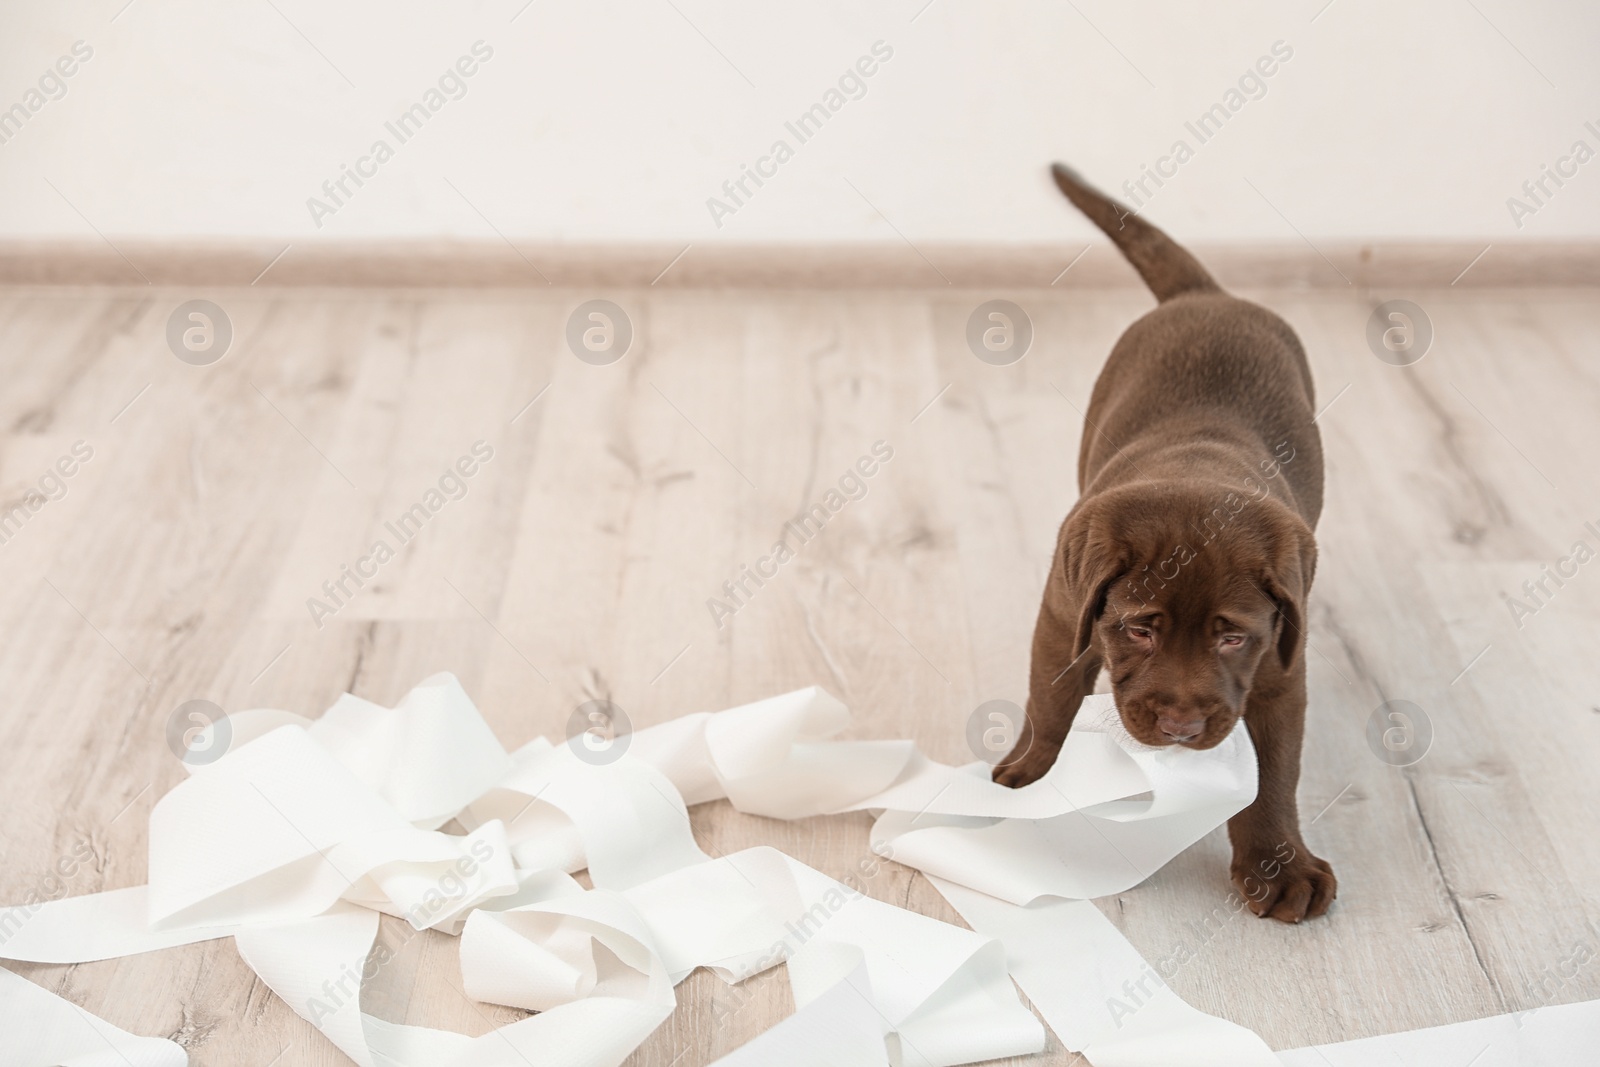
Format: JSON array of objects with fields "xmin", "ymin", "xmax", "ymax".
[
  {"xmin": 1263, "ymin": 510, "xmax": 1317, "ymax": 669},
  {"xmin": 1057, "ymin": 502, "xmax": 1128, "ymax": 658}
]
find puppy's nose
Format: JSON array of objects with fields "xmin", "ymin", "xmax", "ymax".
[{"xmin": 1157, "ymin": 717, "xmax": 1204, "ymax": 742}]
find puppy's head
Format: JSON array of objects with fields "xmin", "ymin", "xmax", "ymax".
[{"xmin": 1057, "ymin": 483, "xmax": 1314, "ymax": 749}]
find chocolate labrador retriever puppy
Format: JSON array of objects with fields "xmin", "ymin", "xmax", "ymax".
[{"xmin": 993, "ymin": 164, "xmax": 1335, "ymax": 923}]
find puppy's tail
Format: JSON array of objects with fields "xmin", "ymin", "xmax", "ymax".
[{"xmin": 1050, "ymin": 162, "xmax": 1219, "ymax": 302}]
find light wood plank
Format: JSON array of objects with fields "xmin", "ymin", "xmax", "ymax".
[{"xmin": 2, "ymin": 283, "xmax": 1598, "ymax": 1064}]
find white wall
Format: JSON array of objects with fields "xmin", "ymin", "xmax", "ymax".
[{"xmin": 1, "ymin": 0, "xmax": 1596, "ymax": 245}]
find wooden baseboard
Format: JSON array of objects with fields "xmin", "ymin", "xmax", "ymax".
[{"xmin": 0, "ymin": 239, "xmax": 1594, "ymax": 288}]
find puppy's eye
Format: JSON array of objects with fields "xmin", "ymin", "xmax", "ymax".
[
  {"xmin": 1127, "ymin": 626, "xmax": 1153, "ymax": 640},
  {"xmin": 1219, "ymin": 634, "xmax": 1246, "ymax": 648}
]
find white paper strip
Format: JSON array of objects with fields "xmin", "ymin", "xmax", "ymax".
[
  {"xmin": 0, "ymin": 885, "xmax": 235, "ymax": 963},
  {"xmin": 0, "ymin": 964, "xmax": 187, "ymax": 1067},
  {"xmin": 705, "ymin": 960, "xmax": 890, "ymax": 1067},
  {"xmin": 1277, "ymin": 997, "xmax": 1600, "ymax": 1066},
  {"xmin": 934, "ymin": 880, "xmax": 1279, "ymax": 1066}
]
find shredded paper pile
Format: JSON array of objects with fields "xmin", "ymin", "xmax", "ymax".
[{"xmin": 2, "ymin": 675, "xmax": 1591, "ymax": 1066}]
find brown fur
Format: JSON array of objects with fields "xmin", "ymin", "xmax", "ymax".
[{"xmin": 992, "ymin": 163, "xmax": 1336, "ymax": 923}]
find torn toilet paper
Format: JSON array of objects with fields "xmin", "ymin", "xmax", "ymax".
[{"xmin": 4, "ymin": 674, "xmax": 1588, "ymax": 1066}]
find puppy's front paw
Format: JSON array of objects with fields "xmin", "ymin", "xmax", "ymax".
[
  {"xmin": 991, "ymin": 737, "xmax": 1060, "ymax": 788},
  {"xmin": 1231, "ymin": 842, "xmax": 1336, "ymax": 923}
]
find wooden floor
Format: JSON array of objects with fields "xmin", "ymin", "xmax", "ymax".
[{"xmin": 1, "ymin": 283, "xmax": 1597, "ymax": 1064}]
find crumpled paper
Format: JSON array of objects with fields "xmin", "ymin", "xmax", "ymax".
[{"xmin": 7, "ymin": 672, "xmax": 1552, "ymax": 1067}]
